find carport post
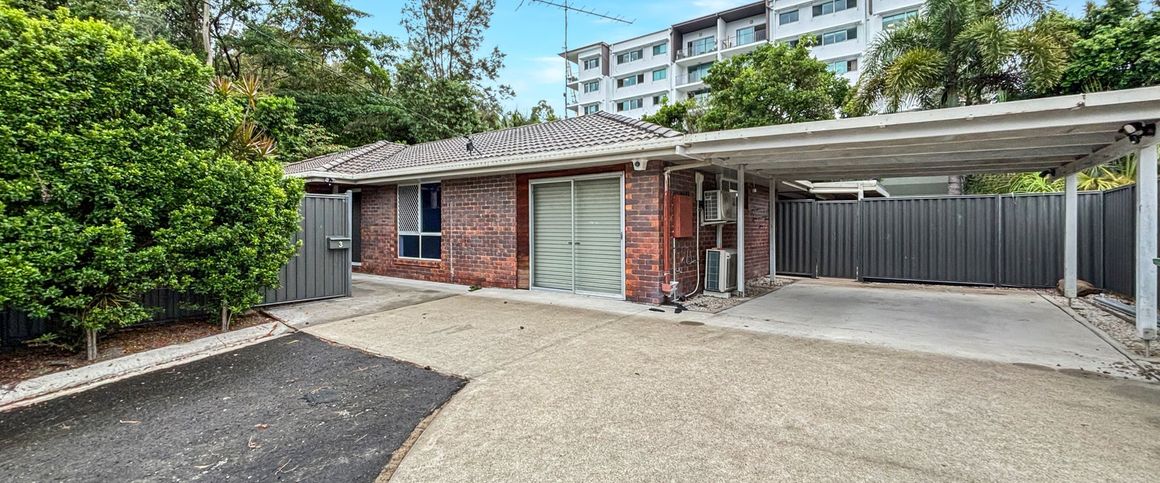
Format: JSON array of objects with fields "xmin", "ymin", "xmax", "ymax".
[
  {"xmin": 737, "ymin": 164, "xmax": 746, "ymax": 297},
  {"xmin": 1137, "ymin": 144, "xmax": 1159, "ymax": 344},
  {"xmin": 769, "ymin": 177, "xmax": 776, "ymax": 281},
  {"xmin": 1063, "ymin": 174, "xmax": 1078, "ymax": 300}
]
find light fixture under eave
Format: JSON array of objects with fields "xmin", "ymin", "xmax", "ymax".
[{"xmin": 1122, "ymin": 122, "xmax": 1156, "ymax": 144}]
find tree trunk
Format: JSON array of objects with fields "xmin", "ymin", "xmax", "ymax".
[
  {"xmin": 85, "ymin": 328, "xmax": 98, "ymax": 361},
  {"xmin": 220, "ymin": 304, "xmax": 231, "ymax": 332}
]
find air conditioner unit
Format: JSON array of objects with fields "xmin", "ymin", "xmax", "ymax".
[
  {"xmin": 705, "ymin": 248, "xmax": 737, "ymax": 293},
  {"xmin": 702, "ymin": 189, "xmax": 737, "ymax": 223}
]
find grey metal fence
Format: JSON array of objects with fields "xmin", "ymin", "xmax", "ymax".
[
  {"xmin": 1, "ymin": 193, "xmax": 352, "ymax": 347},
  {"xmin": 777, "ymin": 187, "xmax": 1151, "ymax": 295}
]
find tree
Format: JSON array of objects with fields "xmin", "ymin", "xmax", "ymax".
[
  {"xmin": 1055, "ymin": 0, "xmax": 1160, "ymax": 94},
  {"xmin": 500, "ymin": 100, "xmax": 560, "ymax": 128},
  {"xmin": 0, "ymin": 6, "xmax": 302, "ymax": 357},
  {"xmin": 846, "ymin": 0, "xmax": 1074, "ymax": 115},
  {"xmin": 699, "ymin": 42, "xmax": 849, "ymax": 131},
  {"xmin": 642, "ymin": 43, "xmax": 847, "ymax": 133}
]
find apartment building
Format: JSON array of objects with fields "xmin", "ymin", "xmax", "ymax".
[{"xmin": 562, "ymin": 0, "xmax": 924, "ymax": 119}]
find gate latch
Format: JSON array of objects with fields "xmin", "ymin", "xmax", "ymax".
[{"xmin": 327, "ymin": 236, "xmax": 352, "ymax": 250}]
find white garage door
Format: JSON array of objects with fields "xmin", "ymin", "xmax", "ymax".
[{"xmin": 531, "ymin": 175, "xmax": 624, "ymax": 297}]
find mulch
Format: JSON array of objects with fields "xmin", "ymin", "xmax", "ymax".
[{"xmin": 0, "ymin": 313, "xmax": 274, "ymax": 387}]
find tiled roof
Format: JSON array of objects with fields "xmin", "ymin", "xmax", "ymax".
[{"xmin": 283, "ymin": 112, "xmax": 681, "ymax": 177}]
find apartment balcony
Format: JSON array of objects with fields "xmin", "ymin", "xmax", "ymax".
[
  {"xmin": 675, "ymin": 45, "xmax": 717, "ymax": 66},
  {"xmin": 720, "ymin": 29, "xmax": 768, "ymax": 57},
  {"xmin": 673, "ymin": 73, "xmax": 708, "ymax": 91}
]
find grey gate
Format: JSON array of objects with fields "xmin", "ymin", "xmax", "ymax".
[{"xmin": 261, "ymin": 192, "xmax": 353, "ymax": 305}]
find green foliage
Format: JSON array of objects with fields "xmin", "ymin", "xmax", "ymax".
[
  {"xmin": 1054, "ymin": 0, "xmax": 1160, "ymax": 94},
  {"xmin": 641, "ymin": 98, "xmax": 702, "ymax": 133},
  {"xmin": 847, "ymin": 0, "xmax": 1074, "ymax": 114},
  {"xmin": 0, "ymin": 6, "xmax": 302, "ymax": 352},
  {"xmin": 500, "ymin": 100, "xmax": 559, "ymax": 128},
  {"xmin": 965, "ymin": 156, "xmax": 1143, "ymax": 194},
  {"xmin": 699, "ymin": 43, "xmax": 849, "ymax": 131}
]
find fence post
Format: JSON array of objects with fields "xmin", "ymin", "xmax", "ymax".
[{"xmin": 993, "ymin": 194, "xmax": 1002, "ymax": 287}]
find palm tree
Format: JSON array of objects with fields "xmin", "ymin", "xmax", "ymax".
[{"xmin": 846, "ymin": 0, "xmax": 1074, "ymax": 115}]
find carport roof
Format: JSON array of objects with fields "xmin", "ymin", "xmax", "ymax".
[{"xmin": 683, "ymin": 87, "xmax": 1160, "ymax": 181}]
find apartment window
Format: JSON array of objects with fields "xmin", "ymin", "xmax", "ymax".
[
  {"xmin": 617, "ymin": 73, "xmax": 645, "ymax": 88},
  {"xmin": 616, "ymin": 98, "xmax": 644, "ymax": 111},
  {"xmin": 779, "ymin": 10, "xmax": 799, "ymax": 24},
  {"xmin": 582, "ymin": 57, "xmax": 600, "ymax": 70},
  {"xmin": 616, "ymin": 49, "xmax": 643, "ymax": 64},
  {"xmin": 787, "ymin": 38, "xmax": 800, "ymax": 48},
  {"xmin": 653, "ymin": 95, "xmax": 664, "ymax": 105},
  {"xmin": 398, "ymin": 182, "xmax": 441, "ymax": 260},
  {"xmin": 813, "ymin": 0, "xmax": 856, "ymax": 16},
  {"xmin": 735, "ymin": 26, "xmax": 763, "ymax": 46},
  {"xmin": 821, "ymin": 27, "xmax": 857, "ymax": 45},
  {"xmin": 827, "ymin": 58, "xmax": 858, "ymax": 74},
  {"xmin": 687, "ymin": 36, "xmax": 716, "ymax": 56},
  {"xmin": 882, "ymin": 10, "xmax": 918, "ymax": 30},
  {"xmin": 652, "ymin": 68, "xmax": 668, "ymax": 81},
  {"xmin": 583, "ymin": 104, "xmax": 600, "ymax": 114},
  {"xmin": 687, "ymin": 62, "xmax": 713, "ymax": 83},
  {"xmin": 689, "ymin": 89, "xmax": 710, "ymax": 104},
  {"xmin": 652, "ymin": 43, "xmax": 668, "ymax": 56},
  {"xmin": 582, "ymin": 80, "xmax": 600, "ymax": 93}
]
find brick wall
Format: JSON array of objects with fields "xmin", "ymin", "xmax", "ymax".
[
  {"xmin": 625, "ymin": 164, "xmax": 664, "ymax": 303},
  {"xmin": 356, "ymin": 175, "xmax": 519, "ymax": 288}
]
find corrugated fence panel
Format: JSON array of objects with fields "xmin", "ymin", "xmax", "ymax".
[
  {"xmin": 261, "ymin": 193, "xmax": 352, "ymax": 305},
  {"xmin": 860, "ymin": 196, "xmax": 996, "ymax": 285},
  {"xmin": 1103, "ymin": 185, "xmax": 1136, "ymax": 296},
  {"xmin": 1000, "ymin": 193, "xmax": 1063, "ymax": 288},
  {"xmin": 776, "ymin": 200, "xmax": 816, "ymax": 276},
  {"xmin": 1078, "ymin": 192, "xmax": 1105, "ymax": 288},
  {"xmin": 816, "ymin": 201, "xmax": 858, "ymax": 279}
]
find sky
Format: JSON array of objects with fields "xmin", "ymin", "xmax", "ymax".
[{"xmin": 348, "ymin": 0, "xmax": 1096, "ymax": 115}]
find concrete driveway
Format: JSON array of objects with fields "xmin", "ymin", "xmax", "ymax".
[
  {"xmin": 305, "ymin": 288, "xmax": 1160, "ymax": 482},
  {"xmin": 719, "ymin": 279, "xmax": 1131, "ymax": 374},
  {"xmin": 265, "ymin": 273, "xmax": 461, "ymax": 328}
]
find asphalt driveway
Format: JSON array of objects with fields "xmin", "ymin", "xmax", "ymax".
[
  {"xmin": 307, "ymin": 293, "xmax": 1160, "ymax": 482},
  {"xmin": 0, "ymin": 333, "xmax": 464, "ymax": 482}
]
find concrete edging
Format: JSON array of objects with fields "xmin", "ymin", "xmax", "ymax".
[{"xmin": 0, "ymin": 322, "xmax": 294, "ymax": 410}]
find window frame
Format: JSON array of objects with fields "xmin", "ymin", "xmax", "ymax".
[
  {"xmin": 821, "ymin": 26, "xmax": 857, "ymax": 45},
  {"xmin": 778, "ymin": 10, "xmax": 799, "ymax": 24},
  {"xmin": 652, "ymin": 67, "xmax": 667, "ymax": 81},
  {"xmin": 582, "ymin": 57, "xmax": 600, "ymax": 70},
  {"xmin": 616, "ymin": 49, "xmax": 643, "ymax": 64},
  {"xmin": 813, "ymin": 0, "xmax": 855, "ymax": 16},
  {"xmin": 583, "ymin": 103, "xmax": 600, "ymax": 114},
  {"xmin": 616, "ymin": 98, "xmax": 644, "ymax": 112},
  {"xmin": 652, "ymin": 43, "xmax": 668, "ymax": 56},
  {"xmin": 583, "ymin": 80, "xmax": 600, "ymax": 93},
  {"xmin": 882, "ymin": 9, "xmax": 918, "ymax": 30},
  {"xmin": 397, "ymin": 181, "xmax": 442, "ymax": 261},
  {"xmin": 688, "ymin": 36, "xmax": 716, "ymax": 56}
]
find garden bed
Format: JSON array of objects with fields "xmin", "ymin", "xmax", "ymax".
[{"xmin": 0, "ymin": 313, "xmax": 274, "ymax": 387}]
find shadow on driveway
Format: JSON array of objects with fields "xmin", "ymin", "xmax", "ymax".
[{"xmin": 0, "ymin": 333, "xmax": 465, "ymax": 482}]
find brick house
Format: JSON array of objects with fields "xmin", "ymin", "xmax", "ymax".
[{"xmin": 285, "ymin": 112, "xmax": 771, "ymax": 304}]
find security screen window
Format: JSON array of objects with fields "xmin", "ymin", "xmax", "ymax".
[{"xmin": 398, "ymin": 182, "xmax": 442, "ymax": 259}]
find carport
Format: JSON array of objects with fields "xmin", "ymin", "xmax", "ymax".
[{"xmin": 677, "ymin": 87, "xmax": 1160, "ymax": 343}]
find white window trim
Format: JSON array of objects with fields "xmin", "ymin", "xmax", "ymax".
[{"xmin": 397, "ymin": 181, "xmax": 442, "ymax": 261}]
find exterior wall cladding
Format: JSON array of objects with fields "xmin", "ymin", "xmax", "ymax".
[{"xmin": 351, "ymin": 162, "xmax": 768, "ymax": 304}]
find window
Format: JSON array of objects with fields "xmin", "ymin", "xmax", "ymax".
[
  {"xmin": 617, "ymin": 73, "xmax": 645, "ymax": 88},
  {"xmin": 689, "ymin": 89, "xmax": 710, "ymax": 104},
  {"xmin": 779, "ymin": 10, "xmax": 799, "ymax": 24},
  {"xmin": 616, "ymin": 98, "xmax": 644, "ymax": 111},
  {"xmin": 652, "ymin": 43, "xmax": 668, "ymax": 55},
  {"xmin": 787, "ymin": 38, "xmax": 800, "ymax": 48},
  {"xmin": 812, "ymin": 0, "xmax": 856, "ymax": 16},
  {"xmin": 616, "ymin": 49, "xmax": 643, "ymax": 64},
  {"xmin": 582, "ymin": 57, "xmax": 600, "ymax": 70},
  {"xmin": 652, "ymin": 68, "xmax": 667, "ymax": 81},
  {"xmin": 882, "ymin": 10, "xmax": 918, "ymax": 30},
  {"xmin": 735, "ymin": 26, "xmax": 756, "ymax": 46},
  {"xmin": 687, "ymin": 62, "xmax": 713, "ymax": 83},
  {"xmin": 398, "ymin": 183, "xmax": 441, "ymax": 260},
  {"xmin": 583, "ymin": 80, "xmax": 600, "ymax": 93},
  {"xmin": 826, "ymin": 58, "xmax": 858, "ymax": 74},
  {"xmin": 821, "ymin": 27, "xmax": 857, "ymax": 45},
  {"xmin": 583, "ymin": 104, "xmax": 600, "ymax": 114},
  {"xmin": 687, "ymin": 36, "xmax": 716, "ymax": 56},
  {"xmin": 653, "ymin": 95, "xmax": 664, "ymax": 105}
]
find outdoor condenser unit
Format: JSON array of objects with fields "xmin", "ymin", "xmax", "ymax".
[
  {"xmin": 705, "ymin": 248, "xmax": 738, "ymax": 293},
  {"xmin": 702, "ymin": 189, "xmax": 737, "ymax": 223}
]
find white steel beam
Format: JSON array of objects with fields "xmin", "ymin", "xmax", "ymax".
[
  {"xmin": 1137, "ymin": 144, "xmax": 1159, "ymax": 341},
  {"xmin": 769, "ymin": 177, "xmax": 776, "ymax": 281},
  {"xmin": 737, "ymin": 164, "xmax": 747, "ymax": 297},
  {"xmin": 1064, "ymin": 174, "xmax": 1078, "ymax": 300},
  {"xmin": 714, "ymin": 143, "xmax": 1101, "ymax": 166},
  {"xmin": 1055, "ymin": 129, "xmax": 1156, "ymax": 178}
]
